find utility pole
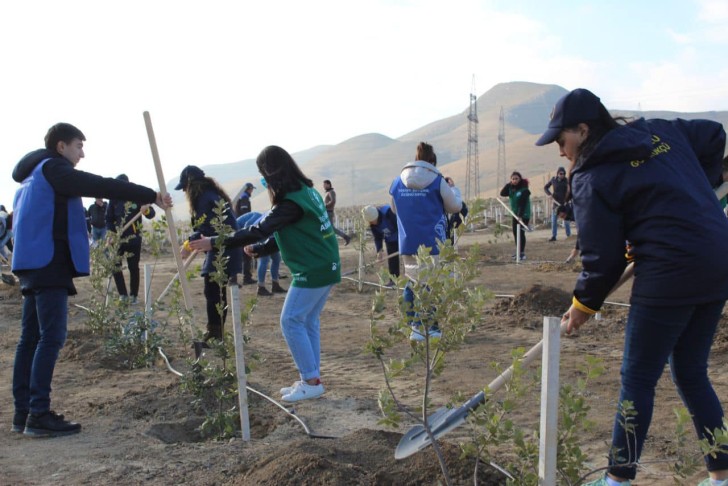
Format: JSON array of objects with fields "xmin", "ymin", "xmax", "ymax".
[
  {"xmin": 465, "ymin": 76, "xmax": 480, "ymax": 201},
  {"xmin": 497, "ymin": 106, "xmax": 506, "ymax": 192}
]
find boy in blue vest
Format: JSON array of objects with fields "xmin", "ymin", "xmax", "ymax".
[
  {"xmin": 10, "ymin": 123, "xmax": 172, "ymax": 437},
  {"xmin": 389, "ymin": 142, "xmax": 462, "ymax": 341}
]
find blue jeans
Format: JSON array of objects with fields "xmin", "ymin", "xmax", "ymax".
[
  {"xmin": 279, "ymin": 285, "xmax": 332, "ymax": 381},
  {"xmin": 91, "ymin": 226, "xmax": 107, "ymax": 243},
  {"xmin": 608, "ymin": 300, "xmax": 728, "ymax": 479},
  {"xmin": 551, "ymin": 211, "xmax": 571, "ymax": 238},
  {"xmin": 403, "ymin": 281, "xmax": 439, "ymax": 332},
  {"xmin": 257, "ymin": 252, "xmax": 281, "ymax": 284},
  {"xmin": 13, "ymin": 288, "xmax": 69, "ymax": 415}
]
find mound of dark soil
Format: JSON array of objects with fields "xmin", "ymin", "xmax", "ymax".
[
  {"xmin": 492, "ymin": 284, "xmax": 572, "ymax": 318},
  {"xmin": 234, "ymin": 428, "xmax": 505, "ymax": 486}
]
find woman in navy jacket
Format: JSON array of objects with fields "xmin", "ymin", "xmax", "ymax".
[
  {"xmin": 176, "ymin": 165, "xmax": 242, "ymax": 341},
  {"xmin": 536, "ymin": 88, "xmax": 728, "ymax": 486}
]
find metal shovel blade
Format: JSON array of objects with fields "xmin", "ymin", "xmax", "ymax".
[{"xmin": 395, "ymin": 391, "xmax": 486, "ymax": 459}]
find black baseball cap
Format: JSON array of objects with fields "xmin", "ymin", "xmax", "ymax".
[
  {"xmin": 535, "ymin": 88, "xmax": 602, "ymax": 146},
  {"xmin": 175, "ymin": 165, "xmax": 205, "ymax": 190}
]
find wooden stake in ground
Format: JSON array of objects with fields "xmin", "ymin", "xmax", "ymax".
[
  {"xmin": 143, "ymin": 111, "xmax": 194, "ymax": 313},
  {"xmin": 155, "ymin": 250, "xmax": 199, "ymax": 305},
  {"xmin": 538, "ymin": 316, "xmax": 560, "ymax": 485},
  {"xmin": 229, "ymin": 282, "xmax": 251, "ymax": 441}
]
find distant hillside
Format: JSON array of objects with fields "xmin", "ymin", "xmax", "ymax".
[{"xmin": 168, "ymin": 81, "xmax": 728, "ymax": 218}]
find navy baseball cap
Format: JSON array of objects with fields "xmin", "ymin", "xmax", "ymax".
[
  {"xmin": 535, "ymin": 88, "xmax": 602, "ymax": 146},
  {"xmin": 175, "ymin": 165, "xmax": 205, "ymax": 190}
]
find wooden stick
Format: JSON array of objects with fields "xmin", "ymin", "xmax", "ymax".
[
  {"xmin": 120, "ymin": 209, "xmax": 143, "ymax": 234},
  {"xmin": 342, "ymin": 251, "xmax": 399, "ymax": 277},
  {"xmin": 495, "ymin": 197, "xmax": 530, "ymax": 231},
  {"xmin": 155, "ymin": 250, "xmax": 199, "ymax": 305},
  {"xmin": 143, "ymin": 111, "xmax": 194, "ymax": 313}
]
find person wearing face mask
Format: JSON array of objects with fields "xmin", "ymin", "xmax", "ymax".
[
  {"xmin": 536, "ymin": 88, "xmax": 728, "ymax": 486},
  {"xmin": 189, "ymin": 146, "xmax": 340, "ymax": 403}
]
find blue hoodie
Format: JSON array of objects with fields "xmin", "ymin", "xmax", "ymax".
[{"xmin": 571, "ymin": 117, "xmax": 728, "ymax": 310}]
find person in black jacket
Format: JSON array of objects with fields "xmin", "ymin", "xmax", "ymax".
[
  {"xmin": 10, "ymin": 122, "xmax": 171, "ymax": 437},
  {"xmin": 106, "ymin": 174, "xmax": 156, "ymax": 305},
  {"xmin": 87, "ymin": 198, "xmax": 107, "ymax": 245},
  {"xmin": 234, "ymin": 182, "xmax": 256, "ymax": 284},
  {"xmin": 543, "ymin": 167, "xmax": 571, "ymax": 241},
  {"xmin": 444, "ymin": 177, "xmax": 469, "ymax": 245},
  {"xmin": 361, "ymin": 204, "xmax": 399, "ymax": 280},
  {"xmin": 177, "ymin": 165, "xmax": 242, "ymax": 341},
  {"xmin": 536, "ymin": 88, "xmax": 728, "ymax": 486}
]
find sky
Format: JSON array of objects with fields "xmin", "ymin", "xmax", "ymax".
[{"xmin": 2, "ymin": 0, "xmax": 727, "ymax": 207}]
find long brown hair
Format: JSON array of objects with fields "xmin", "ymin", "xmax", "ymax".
[{"xmin": 185, "ymin": 177, "xmax": 233, "ymax": 218}]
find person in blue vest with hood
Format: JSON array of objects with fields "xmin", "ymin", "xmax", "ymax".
[
  {"xmin": 389, "ymin": 142, "xmax": 462, "ymax": 341},
  {"xmin": 361, "ymin": 204, "xmax": 400, "ymax": 284},
  {"xmin": 536, "ymin": 88, "xmax": 728, "ymax": 486},
  {"xmin": 10, "ymin": 122, "xmax": 171, "ymax": 437}
]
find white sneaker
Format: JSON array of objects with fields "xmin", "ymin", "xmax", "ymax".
[
  {"xmin": 281, "ymin": 381, "xmax": 325, "ymax": 402},
  {"xmin": 280, "ymin": 381, "xmax": 302, "ymax": 396},
  {"xmin": 409, "ymin": 327, "xmax": 442, "ymax": 342}
]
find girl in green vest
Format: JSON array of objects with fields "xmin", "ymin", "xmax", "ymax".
[{"xmin": 189, "ymin": 146, "xmax": 341, "ymax": 403}]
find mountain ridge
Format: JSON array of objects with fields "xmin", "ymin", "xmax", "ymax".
[{"xmin": 168, "ymin": 81, "xmax": 728, "ymax": 216}]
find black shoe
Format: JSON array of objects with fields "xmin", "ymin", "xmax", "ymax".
[
  {"xmin": 24, "ymin": 411, "xmax": 81, "ymax": 437},
  {"xmin": 257, "ymin": 286, "xmax": 272, "ymax": 296},
  {"xmin": 242, "ymin": 277, "xmax": 257, "ymax": 285},
  {"xmin": 192, "ymin": 340, "xmax": 210, "ymax": 359},
  {"xmin": 12, "ymin": 411, "xmax": 28, "ymax": 433},
  {"xmin": 271, "ymin": 282, "xmax": 287, "ymax": 293},
  {"xmin": 548, "ymin": 236, "xmax": 556, "ymax": 242}
]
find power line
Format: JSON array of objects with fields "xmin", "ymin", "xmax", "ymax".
[{"xmin": 465, "ymin": 76, "xmax": 480, "ymax": 201}]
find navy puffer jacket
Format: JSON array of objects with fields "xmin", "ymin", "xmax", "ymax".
[{"xmin": 571, "ymin": 118, "xmax": 728, "ymax": 310}]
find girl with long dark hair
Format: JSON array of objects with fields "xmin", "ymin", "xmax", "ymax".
[
  {"xmin": 176, "ymin": 165, "xmax": 242, "ymax": 341},
  {"xmin": 189, "ymin": 146, "xmax": 340, "ymax": 403}
]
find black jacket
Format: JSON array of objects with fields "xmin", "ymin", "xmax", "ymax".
[
  {"xmin": 571, "ymin": 118, "xmax": 728, "ymax": 310},
  {"xmin": 217, "ymin": 200, "xmax": 303, "ymax": 257},
  {"xmin": 88, "ymin": 201, "xmax": 107, "ymax": 228},
  {"xmin": 12, "ymin": 149, "xmax": 157, "ymax": 293}
]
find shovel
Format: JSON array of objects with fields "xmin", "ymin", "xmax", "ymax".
[
  {"xmin": 394, "ymin": 262, "xmax": 635, "ymax": 459},
  {"xmin": 1, "ymin": 273, "xmax": 15, "ymax": 285},
  {"xmin": 395, "ymin": 181, "xmax": 728, "ymax": 459}
]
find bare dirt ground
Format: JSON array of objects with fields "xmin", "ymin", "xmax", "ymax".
[{"xmin": 1, "ymin": 227, "xmax": 727, "ymax": 485}]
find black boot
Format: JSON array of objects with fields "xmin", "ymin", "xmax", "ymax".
[
  {"xmin": 271, "ymin": 281, "xmax": 287, "ymax": 293},
  {"xmin": 24, "ymin": 411, "xmax": 81, "ymax": 437},
  {"xmin": 257, "ymin": 286, "xmax": 272, "ymax": 296}
]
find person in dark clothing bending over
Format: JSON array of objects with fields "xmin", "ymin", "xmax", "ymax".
[
  {"xmin": 234, "ymin": 182, "xmax": 257, "ymax": 284},
  {"xmin": 106, "ymin": 174, "xmax": 156, "ymax": 305},
  {"xmin": 10, "ymin": 123, "xmax": 171, "ymax": 437},
  {"xmin": 444, "ymin": 177, "xmax": 469, "ymax": 244},
  {"xmin": 536, "ymin": 88, "xmax": 728, "ymax": 486},
  {"xmin": 362, "ymin": 204, "xmax": 400, "ymax": 284}
]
